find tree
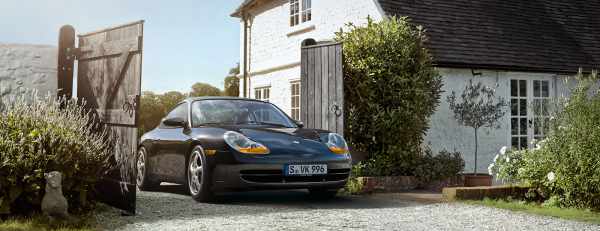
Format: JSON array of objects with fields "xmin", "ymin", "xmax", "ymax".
[
  {"xmin": 190, "ymin": 82, "xmax": 221, "ymax": 97},
  {"xmin": 335, "ymin": 16, "xmax": 443, "ymax": 176},
  {"xmin": 447, "ymin": 79, "xmax": 507, "ymax": 174},
  {"xmin": 224, "ymin": 64, "xmax": 240, "ymax": 97}
]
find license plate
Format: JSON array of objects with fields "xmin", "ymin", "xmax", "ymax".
[{"xmin": 285, "ymin": 164, "xmax": 327, "ymax": 176}]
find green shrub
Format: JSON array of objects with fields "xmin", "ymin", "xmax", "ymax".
[
  {"xmin": 414, "ymin": 149, "xmax": 465, "ymax": 184},
  {"xmin": 0, "ymin": 93, "xmax": 113, "ymax": 215},
  {"xmin": 491, "ymin": 71, "xmax": 600, "ymax": 209},
  {"xmin": 336, "ymin": 16, "xmax": 442, "ymax": 176},
  {"xmin": 488, "ymin": 146, "xmax": 525, "ymax": 184}
]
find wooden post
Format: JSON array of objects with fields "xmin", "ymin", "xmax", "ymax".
[{"xmin": 57, "ymin": 25, "xmax": 75, "ymax": 100}]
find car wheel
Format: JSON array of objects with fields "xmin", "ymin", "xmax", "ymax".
[
  {"xmin": 187, "ymin": 146, "xmax": 214, "ymax": 202},
  {"xmin": 136, "ymin": 146, "xmax": 160, "ymax": 191},
  {"xmin": 308, "ymin": 188, "xmax": 339, "ymax": 199}
]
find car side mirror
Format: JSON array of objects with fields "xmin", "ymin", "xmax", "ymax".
[
  {"xmin": 295, "ymin": 120, "xmax": 304, "ymax": 128},
  {"xmin": 163, "ymin": 117, "xmax": 186, "ymax": 128}
]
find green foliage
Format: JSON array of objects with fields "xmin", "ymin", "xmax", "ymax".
[
  {"xmin": 343, "ymin": 165, "xmax": 365, "ymax": 195},
  {"xmin": 491, "ymin": 70, "xmax": 600, "ymax": 209},
  {"xmin": 447, "ymin": 79, "xmax": 507, "ymax": 173},
  {"xmin": 224, "ymin": 64, "xmax": 240, "ymax": 97},
  {"xmin": 0, "ymin": 93, "xmax": 113, "ymax": 215},
  {"xmin": 335, "ymin": 16, "xmax": 442, "ymax": 176},
  {"xmin": 465, "ymin": 198, "xmax": 600, "ymax": 224},
  {"xmin": 190, "ymin": 82, "xmax": 222, "ymax": 97},
  {"xmin": 414, "ymin": 149, "xmax": 465, "ymax": 184}
]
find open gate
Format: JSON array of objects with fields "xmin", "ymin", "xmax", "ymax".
[
  {"xmin": 57, "ymin": 21, "xmax": 143, "ymax": 214},
  {"xmin": 300, "ymin": 40, "xmax": 344, "ymax": 135}
]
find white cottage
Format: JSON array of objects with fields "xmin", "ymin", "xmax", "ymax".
[{"xmin": 230, "ymin": 0, "xmax": 600, "ymax": 173}]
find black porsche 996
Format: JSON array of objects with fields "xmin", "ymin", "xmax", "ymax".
[{"xmin": 137, "ymin": 97, "xmax": 352, "ymax": 202}]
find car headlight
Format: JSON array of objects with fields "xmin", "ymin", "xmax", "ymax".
[
  {"xmin": 223, "ymin": 131, "xmax": 270, "ymax": 154},
  {"xmin": 325, "ymin": 133, "xmax": 349, "ymax": 154}
]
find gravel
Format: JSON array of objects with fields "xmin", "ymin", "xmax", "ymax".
[{"xmin": 95, "ymin": 186, "xmax": 600, "ymax": 231}]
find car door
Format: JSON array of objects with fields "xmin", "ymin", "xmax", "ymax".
[{"xmin": 153, "ymin": 102, "xmax": 191, "ymax": 183}]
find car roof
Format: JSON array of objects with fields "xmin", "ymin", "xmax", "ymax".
[{"xmin": 183, "ymin": 96, "xmax": 266, "ymax": 104}]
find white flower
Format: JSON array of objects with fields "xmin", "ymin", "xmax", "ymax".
[
  {"xmin": 493, "ymin": 154, "xmax": 500, "ymax": 163},
  {"xmin": 505, "ymin": 156, "xmax": 510, "ymax": 163},
  {"xmin": 547, "ymin": 172, "xmax": 556, "ymax": 182},
  {"xmin": 499, "ymin": 146, "xmax": 508, "ymax": 155},
  {"xmin": 488, "ymin": 163, "xmax": 495, "ymax": 175},
  {"xmin": 550, "ymin": 116, "xmax": 555, "ymax": 121}
]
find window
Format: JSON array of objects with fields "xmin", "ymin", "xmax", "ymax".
[
  {"xmin": 290, "ymin": 0, "xmax": 311, "ymax": 27},
  {"xmin": 290, "ymin": 81, "xmax": 301, "ymax": 120},
  {"xmin": 162, "ymin": 102, "xmax": 188, "ymax": 127},
  {"xmin": 255, "ymin": 87, "xmax": 270, "ymax": 102}
]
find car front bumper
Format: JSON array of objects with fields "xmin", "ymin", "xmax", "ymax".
[{"xmin": 211, "ymin": 158, "xmax": 351, "ymax": 191}]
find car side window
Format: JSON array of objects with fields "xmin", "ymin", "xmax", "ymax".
[{"xmin": 161, "ymin": 103, "xmax": 188, "ymax": 128}]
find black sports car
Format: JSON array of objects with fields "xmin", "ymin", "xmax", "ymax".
[{"xmin": 137, "ymin": 97, "xmax": 352, "ymax": 201}]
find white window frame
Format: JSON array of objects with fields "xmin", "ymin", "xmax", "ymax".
[
  {"xmin": 255, "ymin": 87, "xmax": 270, "ymax": 102},
  {"xmin": 290, "ymin": 0, "xmax": 311, "ymax": 27},
  {"xmin": 290, "ymin": 81, "xmax": 301, "ymax": 120},
  {"xmin": 508, "ymin": 77, "xmax": 554, "ymax": 150}
]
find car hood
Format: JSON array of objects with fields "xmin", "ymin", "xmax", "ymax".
[{"xmin": 217, "ymin": 126, "xmax": 333, "ymax": 157}]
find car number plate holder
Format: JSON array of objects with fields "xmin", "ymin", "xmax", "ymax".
[{"xmin": 284, "ymin": 164, "xmax": 328, "ymax": 176}]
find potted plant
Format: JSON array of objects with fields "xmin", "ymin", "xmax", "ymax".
[{"xmin": 447, "ymin": 78, "xmax": 507, "ymax": 186}]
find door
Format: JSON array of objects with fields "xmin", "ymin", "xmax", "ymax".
[
  {"xmin": 76, "ymin": 21, "xmax": 144, "ymax": 214},
  {"xmin": 300, "ymin": 41, "xmax": 344, "ymax": 135},
  {"xmin": 154, "ymin": 102, "xmax": 190, "ymax": 183},
  {"xmin": 509, "ymin": 78, "xmax": 553, "ymax": 150}
]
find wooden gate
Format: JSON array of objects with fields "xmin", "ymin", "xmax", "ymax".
[
  {"xmin": 300, "ymin": 41, "xmax": 344, "ymax": 135},
  {"xmin": 57, "ymin": 21, "xmax": 143, "ymax": 214}
]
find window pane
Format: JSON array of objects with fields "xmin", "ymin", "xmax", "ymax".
[
  {"xmin": 511, "ymin": 118, "xmax": 518, "ymax": 135},
  {"xmin": 543, "ymin": 117, "xmax": 550, "ymax": 135},
  {"xmin": 520, "ymin": 137, "xmax": 528, "ymax": 149},
  {"xmin": 542, "ymin": 99, "xmax": 549, "ymax": 116},
  {"xmin": 519, "ymin": 99, "xmax": 527, "ymax": 116},
  {"xmin": 532, "ymin": 99, "xmax": 541, "ymax": 116},
  {"xmin": 534, "ymin": 117, "xmax": 541, "ymax": 135},
  {"xmin": 542, "ymin": 81, "xmax": 549, "ymax": 97},
  {"xmin": 520, "ymin": 118, "xmax": 527, "ymax": 135},
  {"xmin": 511, "ymin": 80, "xmax": 518, "ymax": 97},
  {"xmin": 534, "ymin": 80, "xmax": 540, "ymax": 97},
  {"xmin": 512, "ymin": 137, "xmax": 519, "ymax": 149},
  {"xmin": 511, "ymin": 99, "xmax": 518, "ymax": 116},
  {"xmin": 519, "ymin": 80, "xmax": 527, "ymax": 97}
]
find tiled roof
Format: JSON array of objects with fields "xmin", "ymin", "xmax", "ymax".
[{"xmin": 377, "ymin": 0, "xmax": 600, "ymax": 73}]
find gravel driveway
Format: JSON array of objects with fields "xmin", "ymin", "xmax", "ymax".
[{"xmin": 95, "ymin": 185, "xmax": 599, "ymax": 231}]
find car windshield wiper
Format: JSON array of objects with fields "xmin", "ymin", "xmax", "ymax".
[
  {"xmin": 238, "ymin": 121, "xmax": 290, "ymax": 128},
  {"xmin": 195, "ymin": 122, "xmax": 227, "ymax": 127}
]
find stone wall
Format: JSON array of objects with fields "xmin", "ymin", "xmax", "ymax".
[{"xmin": 0, "ymin": 43, "xmax": 57, "ymax": 100}]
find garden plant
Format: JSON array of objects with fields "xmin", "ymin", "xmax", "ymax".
[
  {"xmin": 447, "ymin": 79, "xmax": 507, "ymax": 174},
  {"xmin": 490, "ymin": 70, "xmax": 600, "ymax": 210},
  {"xmin": 336, "ymin": 16, "xmax": 444, "ymax": 177},
  {"xmin": 0, "ymin": 92, "xmax": 114, "ymax": 216}
]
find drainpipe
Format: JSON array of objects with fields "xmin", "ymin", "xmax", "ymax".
[{"xmin": 242, "ymin": 12, "xmax": 249, "ymax": 98}]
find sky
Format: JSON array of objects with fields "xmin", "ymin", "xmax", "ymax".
[{"xmin": 0, "ymin": 0, "xmax": 243, "ymax": 93}]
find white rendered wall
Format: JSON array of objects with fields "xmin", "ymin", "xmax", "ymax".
[
  {"xmin": 427, "ymin": 68, "xmax": 563, "ymax": 173},
  {"xmin": 0, "ymin": 43, "xmax": 57, "ymax": 100}
]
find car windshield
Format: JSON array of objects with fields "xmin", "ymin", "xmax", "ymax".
[{"xmin": 191, "ymin": 99, "xmax": 296, "ymax": 128}]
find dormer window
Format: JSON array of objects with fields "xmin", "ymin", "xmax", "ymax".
[{"xmin": 290, "ymin": 0, "xmax": 311, "ymax": 27}]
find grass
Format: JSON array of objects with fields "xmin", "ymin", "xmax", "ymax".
[{"xmin": 464, "ymin": 198, "xmax": 600, "ymax": 224}]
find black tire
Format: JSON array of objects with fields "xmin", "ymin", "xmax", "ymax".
[
  {"xmin": 308, "ymin": 188, "xmax": 339, "ymax": 199},
  {"xmin": 187, "ymin": 146, "xmax": 214, "ymax": 202},
  {"xmin": 136, "ymin": 146, "xmax": 160, "ymax": 191}
]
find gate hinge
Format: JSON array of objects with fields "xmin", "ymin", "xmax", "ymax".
[{"xmin": 65, "ymin": 47, "xmax": 81, "ymax": 60}]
